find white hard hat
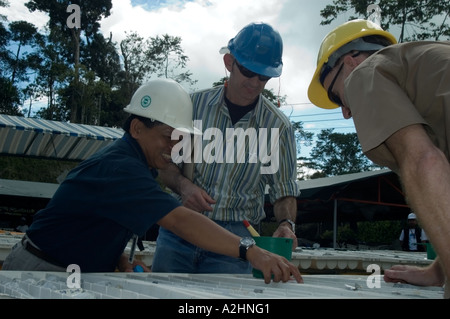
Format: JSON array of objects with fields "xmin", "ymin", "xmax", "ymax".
[
  {"xmin": 408, "ymin": 213, "xmax": 417, "ymax": 220},
  {"xmin": 124, "ymin": 79, "xmax": 201, "ymax": 135}
]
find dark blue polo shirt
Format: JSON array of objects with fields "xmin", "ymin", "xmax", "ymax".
[{"xmin": 27, "ymin": 133, "xmax": 180, "ymax": 272}]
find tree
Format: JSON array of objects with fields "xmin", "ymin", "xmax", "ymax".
[
  {"xmin": 8, "ymin": 21, "xmax": 42, "ymax": 84},
  {"xmin": 0, "ymin": 77, "xmax": 21, "ymax": 115},
  {"xmin": 320, "ymin": 0, "xmax": 450, "ymax": 42},
  {"xmin": 305, "ymin": 129, "xmax": 380, "ymax": 177},
  {"xmin": 0, "ymin": 0, "xmax": 8, "ymax": 22},
  {"xmin": 148, "ymin": 34, "xmax": 198, "ymax": 88},
  {"xmin": 83, "ymin": 32, "xmax": 121, "ymax": 88},
  {"xmin": 33, "ymin": 29, "xmax": 71, "ymax": 120},
  {"xmin": 119, "ymin": 32, "xmax": 198, "ymax": 103},
  {"xmin": 0, "ymin": 0, "xmax": 10, "ymax": 71},
  {"xmin": 26, "ymin": 0, "xmax": 113, "ymax": 123},
  {"xmin": 0, "ymin": 1, "xmax": 21, "ymax": 115},
  {"xmin": 119, "ymin": 31, "xmax": 153, "ymax": 102},
  {"xmin": 292, "ymin": 121, "xmax": 313, "ymax": 156}
]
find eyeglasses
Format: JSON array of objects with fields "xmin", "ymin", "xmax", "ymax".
[
  {"xmin": 327, "ymin": 62, "xmax": 344, "ymax": 106},
  {"xmin": 234, "ymin": 60, "xmax": 271, "ymax": 82},
  {"xmin": 326, "ymin": 51, "xmax": 361, "ymax": 107}
]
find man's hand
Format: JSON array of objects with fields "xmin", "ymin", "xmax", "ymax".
[
  {"xmin": 384, "ymin": 259, "xmax": 445, "ymax": 287},
  {"xmin": 273, "ymin": 223, "xmax": 297, "ymax": 251},
  {"xmin": 180, "ymin": 182, "xmax": 216, "ymax": 213},
  {"xmin": 246, "ymin": 245, "xmax": 303, "ymax": 284},
  {"xmin": 117, "ymin": 253, "xmax": 151, "ymax": 272}
]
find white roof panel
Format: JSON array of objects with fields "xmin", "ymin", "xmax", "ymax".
[{"xmin": 0, "ymin": 114, "xmax": 124, "ymax": 161}]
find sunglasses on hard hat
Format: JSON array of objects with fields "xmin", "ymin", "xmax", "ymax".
[{"xmin": 234, "ymin": 60, "xmax": 271, "ymax": 82}]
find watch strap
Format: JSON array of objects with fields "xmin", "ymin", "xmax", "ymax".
[
  {"xmin": 239, "ymin": 237, "xmax": 255, "ymax": 261},
  {"xmin": 279, "ymin": 218, "xmax": 295, "ymax": 232},
  {"xmin": 239, "ymin": 244, "xmax": 248, "ymax": 260}
]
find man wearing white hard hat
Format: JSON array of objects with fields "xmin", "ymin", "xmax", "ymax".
[
  {"xmin": 399, "ymin": 213, "xmax": 428, "ymax": 252},
  {"xmin": 2, "ymin": 79, "xmax": 303, "ymax": 284}
]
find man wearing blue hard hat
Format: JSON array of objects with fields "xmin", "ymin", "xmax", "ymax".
[{"xmin": 152, "ymin": 22, "xmax": 300, "ymax": 274}]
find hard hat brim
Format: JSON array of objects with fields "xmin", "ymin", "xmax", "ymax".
[{"xmin": 124, "ymin": 106, "xmax": 202, "ymax": 136}]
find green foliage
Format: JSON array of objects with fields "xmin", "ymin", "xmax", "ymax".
[
  {"xmin": 320, "ymin": 0, "xmax": 450, "ymax": 42},
  {"xmin": 304, "ymin": 128, "xmax": 381, "ymax": 176},
  {"xmin": 357, "ymin": 220, "xmax": 402, "ymax": 244},
  {"xmin": 320, "ymin": 220, "xmax": 402, "ymax": 247},
  {"xmin": 292, "ymin": 121, "xmax": 313, "ymax": 160},
  {"xmin": 0, "ymin": 1, "xmax": 197, "ymax": 128},
  {"xmin": 149, "ymin": 34, "xmax": 198, "ymax": 88},
  {"xmin": 0, "ymin": 77, "xmax": 21, "ymax": 115},
  {"xmin": 321, "ymin": 224, "xmax": 357, "ymax": 245},
  {"xmin": 0, "ymin": 156, "xmax": 78, "ymax": 183}
]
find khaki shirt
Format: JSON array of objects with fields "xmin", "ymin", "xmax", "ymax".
[{"xmin": 344, "ymin": 41, "xmax": 450, "ymax": 164}]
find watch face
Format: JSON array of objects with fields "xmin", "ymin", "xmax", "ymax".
[{"xmin": 240, "ymin": 237, "xmax": 256, "ymax": 247}]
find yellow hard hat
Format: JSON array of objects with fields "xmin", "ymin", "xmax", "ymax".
[
  {"xmin": 308, "ymin": 19, "xmax": 397, "ymax": 109},
  {"xmin": 124, "ymin": 78, "xmax": 201, "ymax": 135}
]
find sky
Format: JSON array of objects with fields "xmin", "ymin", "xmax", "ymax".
[{"xmin": 0, "ymin": 0, "xmax": 366, "ymax": 154}]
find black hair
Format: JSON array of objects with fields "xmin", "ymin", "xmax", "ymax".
[{"xmin": 122, "ymin": 114, "xmax": 163, "ymax": 133}]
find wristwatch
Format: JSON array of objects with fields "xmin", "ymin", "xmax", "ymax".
[
  {"xmin": 279, "ymin": 218, "xmax": 295, "ymax": 233},
  {"xmin": 239, "ymin": 237, "xmax": 256, "ymax": 260}
]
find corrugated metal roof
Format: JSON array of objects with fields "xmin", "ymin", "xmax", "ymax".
[
  {"xmin": 0, "ymin": 235, "xmax": 434, "ymax": 282},
  {"xmin": 297, "ymin": 168, "xmax": 393, "ymax": 195},
  {"xmin": 0, "ymin": 234, "xmax": 443, "ymax": 299},
  {"xmin": 0, "ymin": 114, "xmax": 124, "ymax": 161},
  {"xmin": 0, "ymin": 179, "xmax": 58, "ymax": 199},
  {"xmin": 0, "ymin": 271, "xmax": 444, "ymax": 299}
]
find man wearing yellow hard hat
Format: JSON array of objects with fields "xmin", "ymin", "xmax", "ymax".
[{"xmin": 308, "ymin": 19, "xmax": 450, "ymax": 298}]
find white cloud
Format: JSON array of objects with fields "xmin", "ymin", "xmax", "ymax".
[
  {"xmin": 1, "ymin": 0, "xmax": 355, "ymax": 138},
  {"xmin": 0, "ymin": 0, "xmax": 48, "ymax": 31},
  {"xmin": 100, "ymin": 0, "xmax": 291, "ymax": 92}
]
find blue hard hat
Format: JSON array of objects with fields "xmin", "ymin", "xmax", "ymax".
[{"xmin": 226, "ymin": 22, "xmax": 283, "ymax": 78}]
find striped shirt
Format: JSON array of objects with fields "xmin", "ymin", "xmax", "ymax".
[{"xmin": 182, "ymin": 85, "xmax": 299, "ymax": 224}]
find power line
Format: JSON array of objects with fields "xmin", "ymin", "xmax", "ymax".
[
  {"xmin": 304, "ymin": 126, "xmax": 355, "ymax": 131},
  {"xmin": 301, "ymin": 118, "xmax": 347, "ymax": 123},
  {"xmin": 289, "ymin": 111, "xmax": 342, "ymax": 118},
  {"xmin": 284, "ymin": 102, "xmax": 314, "ymax": 106}
]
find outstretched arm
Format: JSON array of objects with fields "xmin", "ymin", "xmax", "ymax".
[
  {"xmin": 158, "ymin": 206, "xmax": 303, "ymax": 284},
  {"xmin": 382, "ymin": 124, "xmax": 450, "ymax": 288}
]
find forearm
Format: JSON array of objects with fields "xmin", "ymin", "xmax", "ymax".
[
  {"xmin": 400, "ymin": 151, "xmax": 450, "ymax": 281},
  {"xmin": 158, "ymin": 163, "xmax": 190, "ymax": 195},
  {"xmin": 384, "ymin": 125, "xmax": 450, "ymax": 282},
  {"xmin": 159, "ymin": 207, "xmax": 240, "ymax": 258},
  {"xmin": 273, "ymin": 196, "xmax": 297, "ymax": 222},
  {"xmin": 273, "ymin": 197, "xmax": 298, "ymax": 250}
]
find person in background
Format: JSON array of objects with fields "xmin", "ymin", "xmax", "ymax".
[
  {"xmin": 399, "ymin": 212, "xmax": 428, "ymax": 252},
  {"xmin": 152, "ymin": 22, "xmax": 299, "ymax": 274},
  {"xmin": 1, "ymin": 79, "xmax": 303, "ymax": 284},
  {"xmin": 307, "ymin": 19, "xmax": 450, "ymax": 298},
  {"xmin": 15, "ymin": 217, "xmax": 29, "ymax": 233}
]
